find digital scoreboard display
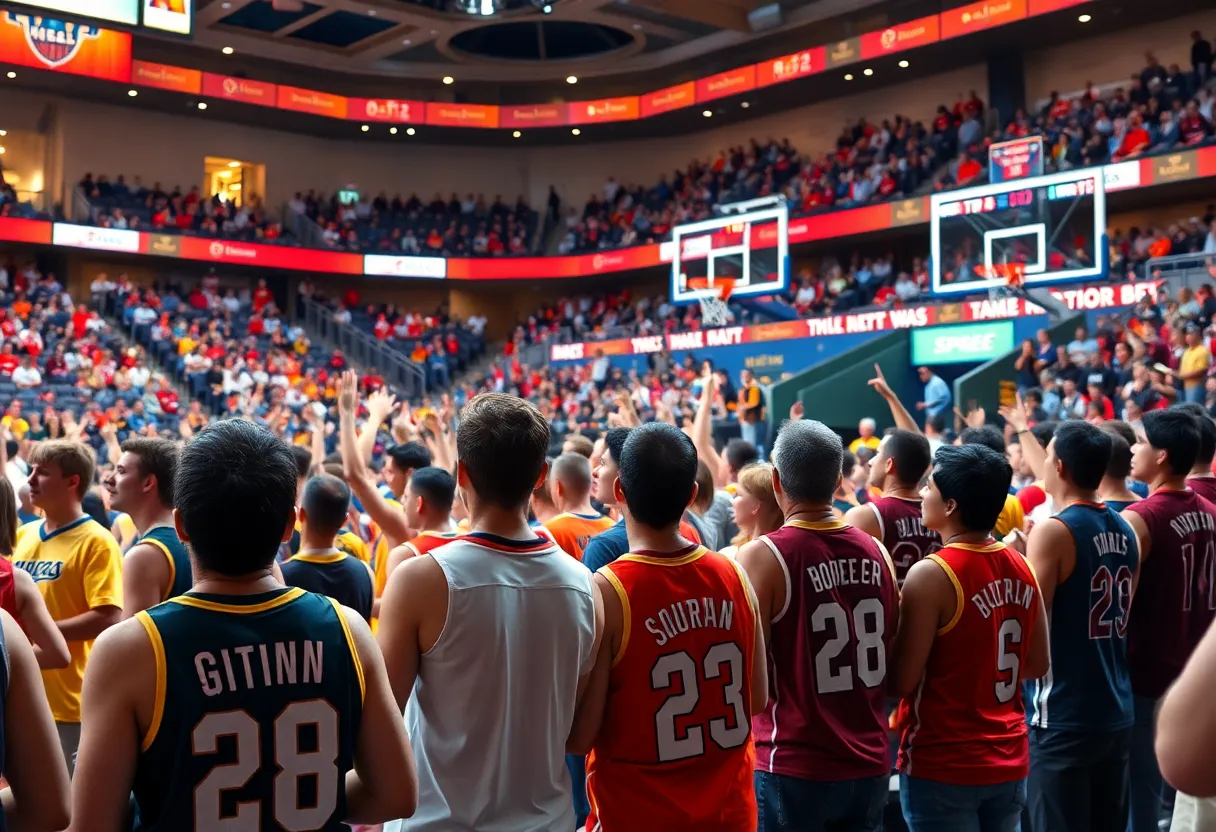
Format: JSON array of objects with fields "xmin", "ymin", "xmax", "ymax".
[
  {"xmin": 5, "ymin": 0, "xmax": 193, "ymax": 35},
  {"xmin": 929, "ymin": 170, "xmax": 1107, "ymax": 295}
]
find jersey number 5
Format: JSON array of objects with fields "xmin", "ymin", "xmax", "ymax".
[
  {"xmin": 193, "ymin": 700, "xmax": 339, "ymax": 831},
  {"xmin": 652, "ymin": 644, "xmax": 749, "ymax": 762}
]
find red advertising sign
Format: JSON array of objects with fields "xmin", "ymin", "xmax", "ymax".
[
  {"xmin": 859, "ymin": 15, "xmax": 940, "ymax": 59},
  {"xmin": 1027, "ymin": 0, "xmax": 1089, "ymax": 14},
  {"xmin": 201, "ymin": 73, "xmax": 276, "ymax": 107},
  {"xmin": 640, "ymin": 82, "xmax": 696, "ymax": 117},
  {"xmin": 347, "ymin": 97, "xmax": 423, "ymax": 124},
  {"xmin": 425, "ymin": 103, "xmax": 500, "ymax": 129},
  {"xmin": 0, "ymin": 12, "xmax": 131, "ymax": 82},
  {"xmin": 695, "ymin": 66, "xmax": 756, "ymax": 103},
  {"xmin": 500, "ymin": 104, "xmax": 567, "ymax": 129},
  {"xmin": 277, "ymin": 85, "xmax": 348, "ymax": 119},
  {"xmin": 132, "ymin": 60, "xmax": 200, "ymax": 94},
  {"xmin": 941, "ymin": 0, "xmax": 1028, "ymax": 39},
  {"xmin": 0, "ymin": 217, "xmax": 52, "ymax": 245},
  {"xmin": 568, "ymin": 97, "xmax": 640, "ymax": 125},
  {"xmin": 173, "ymin": 237, "xmax": 363, "ymax": 274},
  {"xmin": 756, "ymin": 47, "xmax": 825, "ymax": 87}
]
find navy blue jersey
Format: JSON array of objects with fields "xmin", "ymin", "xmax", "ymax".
[
  {"xmin": 1104, "ymin": 499, "xmax": 1139, "ymax": 513},
  {"xmin": 132, "ymin": 588, "xmax": 364, "ymax": 832},
  {"xmin": 137, "ymin": 526, "xmax": 193, "ymax": 601},
  {"xmin": 281, "ymin": 551, "xmax": 374, "ymax": 622},
  {"xmin": 1029, "ymin": 502, "xmax": 1137, "ymax": 731}
]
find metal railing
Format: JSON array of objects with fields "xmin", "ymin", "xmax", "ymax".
[
  {"xmin": 282, "ymin": 203, "xmax": 329, "ymax": 250},
  {"xmin": 70, "ymin": 186, "xmax": 93, "ymax": 222},
  {"xmin": 301, "ymin": 297, "xmax": 426, "ymax": 400},
  {"xmin": 1145, "ymin": 252, "xmax": 1216, "ymax": 294}
]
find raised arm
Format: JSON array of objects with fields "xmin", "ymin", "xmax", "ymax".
[
  {"xmin": 867, "ymin": 364, "xmax": 920, "ymax": 433},
  {"xmin": 1000, "ymin": 394, "xmax": 1045, "ymax": 480},
  {"xmin": 357, "ymin": 389, "xmax": 397, "ymax": 466},
  {"xmin": 692, "ymin": 370, "xmax": 726, "ymax": 488},
  {"xmin": 338, "ymin": 371, "xmax": 409, "ymax": 548}
]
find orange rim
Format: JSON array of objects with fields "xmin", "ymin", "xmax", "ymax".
[{"xmin": 687, "ymin": 276, "xmax": 737, "ymax": 300}]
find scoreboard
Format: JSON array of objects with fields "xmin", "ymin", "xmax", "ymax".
[
  {"xmin": 930, "ymin": 169, "xmax": 1106, "ymax": 295},
  {"xmin": 5, "ymin": 0, "xmax": 192, "ymax": 35}
]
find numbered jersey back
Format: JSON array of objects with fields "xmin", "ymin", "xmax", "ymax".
[
  {"xmin": 753, "ymin": 520, "xmax": 899, "ymax": 781},
  {"xmin": 587, "ymin": 546, "xmax": 757, "ymax": 832},
  {"xmin": 1124, "ymin": 488, "xmax": 1216, "ymax": 699},
  {"xmin": 132, "ymin": 588, "xmax": 364, "ymax": 832},
  {"xmin": 868, "ymin": 496, "xmax": 942, "ymax": 582},
  {"xmin": 897, "ymin": 542, "xmax": 1039, "ymax": 786}
]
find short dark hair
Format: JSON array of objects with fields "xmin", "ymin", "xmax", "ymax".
[
  {"xmin": 618, "ymin": 423, "xmax": 698, "ymax": 529},
  {"xmin": 457, "ymin": 393, "xmax": 550, "ymax": 510},
  {"xmin": 409, "ymin": 466, "xmax": 456, "ymax": 516},
  {"xmin": 725, "ymin": 438, "xmax": 759, "ymax": 473},
  {"xmin": 387, "ymin": 441, "xmax": 432, "ymax": 472},
  {"xmin": 1100, "ymin": 419, "xmax": 1137, "ymax": 448},
  {"xmin": 961, "ymin": 426, "xmax": 1007, "ymax": 455},
  {"xmin": 121, "ymin": 437, "xmax": 179, "ymax": 507},
  {"xmin": 927, "ymin": 413, "xmax": 948, "ymax": 434},
  {"xmin": 1052, "ymin": 421, "xmax": 1112, "ymax": 490},
  {"xmin": 932, "ymin": 444, "xmax": 1012, "ymax": 533},
  {"xmin": 1173, "ymin": 403, "xmax": 1216, "ymax": 466},
  {"xmin": 176, "ymin": 420, "xmax": 298, "ymax": 576},
  {"xmin": 604, "ymin": 427, "xmax": 631, "ymax": 465},
  {"xmin": 290, "ymin": 445, "xmax": 313, "ymax": 480},
  {"xmin": 1104, "ymin": 431, "xmax": 1133, "ymax": 480},
  {"xmin": 884, "ymin": 429, "xmax": 932, "ymax": 485},
  {"xmin": 301, "ymin": 475, "xmax": 351, "ymax": 539},
  {"xmin": 1030, "ymin": 421, "xmax": 1058, "ymax": 449},
  {"xmin": 841, "ymin": 448, "xmax": 857, "ymax": 479},
  {"xmin": 1142, "ymin": 409, "xmax": 1202, "ymax": 476}
]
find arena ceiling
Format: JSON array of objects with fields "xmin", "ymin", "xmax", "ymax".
[{"xmin": 185, "ymin": 0, "xmax": 870, "ymax": 84}]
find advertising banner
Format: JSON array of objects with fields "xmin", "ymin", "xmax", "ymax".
[
  {"xmin": 132, "ymin": 59, "xmax": 199, "ymax": 93},
  {"xmin": 640, "ymin": 82, "xmax": 695, "ymax": 117},
  {"xmin": 201, "ymin": 73, "xmax": 276, "ymax": 106},
  {"xmin": 348, "ymin": 98, "xmax": 424, "ymax": 124},
  {"xmin": 0, "ymin": 11, "xmax": 131, "ymax": 82},
  {"xmin": 989, "ymin": 135, "xmax": 1045, "ymax": 182},
  {"xmin": 911, "ymin": 320, "xmax": 1015, "ymax": 364},
  {"xmin": 277, "ymin": 85, "xmax": 348, "ymax": 119},
  {"xmin": 695, "ymin": 66, "xmax": 756, "ymax": 103},
  {"xmin": 425, "ymin": 103, "xmax": 499, "ymax": 129}
]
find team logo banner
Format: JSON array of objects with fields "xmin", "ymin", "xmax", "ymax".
[{"xmin": 0, "ymin": 12, "xmax": 131, "ymax": 82}]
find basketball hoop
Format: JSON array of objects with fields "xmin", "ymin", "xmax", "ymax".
[
  {"xmin": 976, "ymin": 261, "xmax": 1026, "ymax": 302},
  {"xmin": 687, "ymin": 276, "xmax": 736, "ymax": 327}
]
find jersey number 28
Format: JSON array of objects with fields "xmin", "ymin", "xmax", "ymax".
[{"xmin": 193, "ymin": 700, "xmax": 339, "ymax": 831}]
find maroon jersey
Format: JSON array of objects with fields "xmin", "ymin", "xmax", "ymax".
[
  {"xmin": 752, "ymin": 519, "xmax": 899, "ymax": 781},
  {"xmin": 1124, "ymin": 488, "xmax": 1216, "ymax": 698},
  {"xmin": 1187, "ymin": 476, "xmax": 1216, "ymax": 504},
  {"xmin": 866, "ymin": 495, "xmax": 941, "ymax": 581}
]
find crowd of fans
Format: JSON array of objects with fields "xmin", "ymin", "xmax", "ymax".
[
  {"xmin": 294, "ymin": 190, "xmax": 540, "ymax": 258},
  {"xmin": 79, "ymin": 175, "xmax": 288, "ymax": 244}
]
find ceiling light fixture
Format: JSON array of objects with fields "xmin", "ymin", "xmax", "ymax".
[
  {"xmin": 442, "ymin": 75, "xmax": 454, "ymax": 85},
  {"xmin": 513, "ymin": 130, "xmax": 521, "ymax": 138},
  {"xmin": 543, "ymin": 3, "xmax": 553, "ymax": 12},
  {"xmin": 5, "ymin": 72, "xmax": 14, "ymax": 79},
  {"xmin": 863, "ymin": 68, "xmax": 873, "ymax": 76},
  {"xmin": 702, "ymin": 110, "xmax": 712, "ymax": 117},
  {"xmin": 197, "ymin": 102, "xmax": 208, "ymax": 110},
  {"xmin": 228, "ymin": 160, "xmax": 240, "ymax": 168},
  {"xmin": 222, "ymin": 46, "xmax": 234, "ymax": 55},
  {"xmin": 390, "ymin": 127, "xmax": 398, "ymax": 134},
  {"xmin": 128, "ymin": 89, "xmax": 138, "ymax": 97},
  {"xmin": 741, "ymin": 101, "xmax": 750, "ymax": 108},
  {"xmin": 571, "ymin": 128, "xmax": 581, "ymax": 136},
  {"xmin": 361, "ymin": 124, "xmax": 369, "ymax": 132},
  {"xmin": 0, "ymin": 130, "xmax": 6, "ymax": 136},
  {"xmin": 566, "ymin": 75, "xmax": 577, "ymax": 84},
  {"xmin": 406, "ymin": 127, "xmax": 416, "ymax": 135},
  {"xmin": 844, "ymin": 73, "xmax": 853, "ymax": 81},
  {"xmin": 221, "ymin": 1, "xmax": 231, "ymax": 7},
  {"xmin": 899, "ymin": 59, "xmax": 909, "ymax": 68},
  {"xmin": 0, "ymin": 148, "xmax": 5, "ymax": 155},
  {"xmin": 1078, "ymin": 13, "xmax": 1091, "ymax": 22}
]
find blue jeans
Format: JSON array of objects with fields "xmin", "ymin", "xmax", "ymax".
[
  {"xmin": 741, "ymin": 419, "xmax": 769, "ymax": 460},
  {"xmin": 1185, "ymin": 384, "xmax": 1206, "ymax": 404},
  {"xmin": 755, "ymin": 770, "xmax": 886, "ymax": 832},
  {"xmin": 1028, "ymin": 726, "xmax": 1131, "ymax": 832},
  {"xmin": 1129, "ymin": 694, "xmax": 1173, "ymax": 832},
  {"xmin": 900, "ymin": 774, "xmax": 1026, "ymax": 832}
]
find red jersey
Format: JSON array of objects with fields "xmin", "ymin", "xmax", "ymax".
[
  {"xmin": 897, "ymin": 541, "xmax": 1039, "ymax": 785},
  {"xmin": 1123, "ymin": 489, "xmax": 1216, "ymax": 698},
  {"xmin": 0, "ymin": 557, "xmax": 17, "ymax": 628},
  {"xmin": 587, "ymin": 545, "xmax": 757, "ymax": 830},
  {"xmin": 752, "ymin": 520, "xmax": 899, "ymax": 781},
  {"xmin": 866, "ymin": 495, "xmax": 941, "ymax": 581},
  {"xmin": 1187, "ymin": 476, "xmax": 1216, "ymax": 504}
]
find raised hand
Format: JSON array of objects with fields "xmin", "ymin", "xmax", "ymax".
[
  {"xmin": 998, "ymin": 392, "xmax": 1029, "ymax": 434},
  {"xmin": 866, "ymin": 363, "xmax": 894, "ymax": 399},
  {"xmin": 367, "ymin": 388, "xmax": 398, "ymax": 424},
  {"xmin": 789, "ymin": 400, "xmax": 805, "ymax": 421},
  {"xmin": 338, "ymin": 370, "xmax": 359, "ymax": 415}
]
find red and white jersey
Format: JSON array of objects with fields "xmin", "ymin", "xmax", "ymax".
[
  {"xmin": 752, "ymin": 519, "xmax": 899, "ymax": 781},
  {"xmin": 897, "ymin": 541, "xmax": 1040, "ymax": 785},
  {"xmin": 866, "ymin": 495, "xmax": 941, "ymax": 581},
  {"xmin": 587, "ymin": 545, "xmax": 757, "ymax": 831}
]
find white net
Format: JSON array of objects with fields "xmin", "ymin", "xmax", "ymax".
[{"xmin": 698, "ymin": 293, "xmax": 732, "ymax": 327}]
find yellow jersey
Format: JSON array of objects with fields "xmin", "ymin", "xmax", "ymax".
[
  {"xmin": 995, "ymin": 493, "xmax": 1025, "ymax": 539},
  {"xmin": 112, "ymin": 512, "xmax": 139, "ymax": 552},
  {"xmin": 14, "ymin": 516, "xmax": 123, "ymax": 723},
  {"xmin": 371, "ymin": 498, "xmax": 404, "ymax": 599},
  {"xmin": 336, "ymin": 528, "xmax": 370, "ymax": 564}
]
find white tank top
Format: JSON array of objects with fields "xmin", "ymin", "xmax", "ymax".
[{"xmin": 389, "ymin": 534, "xmax": 596, "ymax": 832}]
